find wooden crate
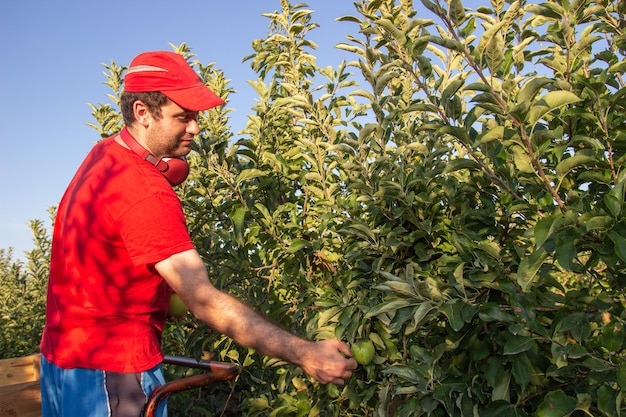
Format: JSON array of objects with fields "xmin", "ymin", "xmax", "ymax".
[{"xmin": 0, "ymin": 354, "xmax": 41, "ymax": 417}]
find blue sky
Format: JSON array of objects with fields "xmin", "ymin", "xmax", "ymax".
[{"xmin": 0, "ymin": 0, "xmax": 359, "ymax": 258}]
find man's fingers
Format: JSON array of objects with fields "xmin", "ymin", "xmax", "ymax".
[{"xmin": 339, "ymin": 342, "xmax": 354, "ymax": 357}]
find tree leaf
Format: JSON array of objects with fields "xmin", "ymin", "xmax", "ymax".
[
  {"xmin": 597, "ymin": 384, "xmax": 619, "ymax": 417},
  {"xmin": 537, "ymin": 390, "xmax": 577, "ymax": 417},
  {"xmin": 449, "ymin": 0, "xmax": 466, "ymax": 26},
  {"xmin": 228, "ymin": 206, "xmax": 247, "ymax": 246},
  {"xmin": 236, "ymin": 168, "xmax": 267, "ymax": 186},
  {"xmin": 365, "ymin": 299, "xmax": 414, "ymax": 318},
  {"xmin": 439, "ymin": 300, "xmax": 466, "ymax": 331},
  {"xmin": 476, "ymin": 21, "xmax": 507, "ymax": 58},
  {"xmin": 486, "ymin": 32, "xmax": 505, "ymax": 73},
  {"xmin": 476, "ymin": 126, "xmax": 505, "ymax": 144},
  {"xmin": 377, "ymin": 18, "xmax": 407, "ymax": 46},
  {"xmin": 518, "ymin": 77, "xmax": 553, "ymax": 103},
  {"xmin": 287, "ymin": 238, "xmax": 309, "ymax": 253},
  {"xmin": 503, "ymin": 334, "xmax": 534, "ymax": 355},
  {"xmin": 517, "ymin": 248, "xmax": 550, "ymax": 292},
  {"xmin": 607, "ymin": 231, "xmax": 626, "ymax": 262},
  {"xmin": 555, "ymin": 149, "xmax": 596, "ymax": 179},
  {"xmin": 600, "ymin": 321, "xmax": 625, "ymax": 352},
  {"xmin": 511, "ymin": 352, "xmax": 533, "ymax": 390},
  {"xmin": 604, "ymin": 169, "xmax": 626, "ymax": 217},
  {"xmin": 584, "ymin": 216, "xmax": 613, "ymax": 232},
  {"xmin": 443, "ymin": 158, "xmax": 480, "ymax": 173},
  {"xmin": 528, "ymin": 91, "xmax": 582, "ymax": 127},
  {"xmin": 413, "ymin": 302, "xmax": 436, "ymax": 326},
  {"xmin": 512, "ymin": 145, "xmax": 535, "ymax": 174},
  {"xmin": 479, "ymin": 303, "xmax": 516, "ymax": 322},
  {"xmin": 492, "ymin": 370, "xmax": 511, "ymax": 402}
]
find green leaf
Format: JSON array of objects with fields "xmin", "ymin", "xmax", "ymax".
[
  {"xmin": 236, "ymin": 168, "xmax": 266, "ymax": 186},
  {"xmin": 555, "ymin": 150, "xmax": 596, "ymax": 179},
  {"xmin": 604, "ymin": 194, "xmax": 623, "ymax": 218},
  {"xmin": 492, "ymin": 370, "xmax": 511, "ymax": 402},
  {"xmin": 229, "ymin": 206, "xmax": 247, "ymax": 246},
  {"xmin": 608, "ymin": 59, "xmax": 626, "ymax": 74},
  {"xmin": 503, "ymin": 334, "xmax": 534, "ymax": 355},
  {"xmin": 443, "ymin": 158, "xmax": 480, "ymax": 173},
  {"xmin": 617, "ymin": 363, "xmax": 626, "ymax": 390},
  {"xmin": 382, "ymin": 365, "xmax": 422, "ymax": 384},
  {"xmin": 485, "ymin": 356, "xmax": 505, "ymax": 388},
  {"xmin": 534, "ymin": 217, "xmax": 555, "ymax": 251},
  {"xmin": 374, "ymin": 280, "xmax": 417, "ymax": 298},
  {"xmin": 537, "ymin": 391, "xmax": 577, "ymax": 417},
  {"xmin": 485, "ymin": 32, "xmax": 505, "ymax": 73},
  {"xmin": 600, "ymin": 321, "xmax": 625, "ymax": 352},
  {"xmin": 511, "ymin": 352, "xmax": 533, "ymax": 390},
  {"xmin": 476, "ymin": 20, "xmax": 507, "ymax": 59},
  {"xmin": 449, "ymin": 0, "xmax": 466, "ymax": 25},
  {"xmin": 376, "ymin": 18, "xmax": 406, "ymax": 46},
  {"xmin": 365, "ymin": 299, "xmax": 414, "ymax": 318},
  {"xmin": 604, "ymin": 169, "xmax": 626, "ymax": 217},
  {"xmin": 413, "ymin": 302, "xmax": 436, "ymax": 326},
  {"xmin": 517, "ymin": 248, "xmax": 550, "ymax": 292},
  {"xmin": 581, "ymin": 357, "xmax": 612, "ymax": 372},
  {"xmin": 374, "ymin": 70, "xmax": 399, "ymax": 95},
  {"xmin": 555, "ymin": 233, "xmax": 577, "ymax": 271},
  {"xmin": 607, "ymin": 231, "xmax": 626, "ymax": 262},
  {"xmin": 479, "ymin": 303, "xmax": 516, "ymax": 322},
  {"xmin": 477, "ymin": 126, "xmax": 505, "ymax": 144},
  {"xmin": 584, "ymin": 216, "xmax": 613, "ymax": 232},
  {"xmin": 287, "ymin": 238, "xmax": 309, "ymax": 253},
  {"xmin": 359, "ymin": 123, "xmax": 382, "ymax": 143},
  {"xmin": 512, "ymin": 145, "xmax": 535, "ymax": 174},
  {"xmin": 501, "ymin": 0, "xmax": 521, "ymax": 28},
  {"xmin": 437, "ymin": 125, "xmax": 470, "ymax": 142},
  {"xmin": 597, "ymin": 384, "xmax": 619, "ymax": 417},
  {"xmin": 421, "ymin": 0, "xmax": 445, "ymax": 17},
  {"xmin": 528, "ymin": 91, "xmax": 581, "ymax": 127},
  {"xmin": 439, "ymin": 300, "xmax": 466, "ymax": 331},
  {"xmin": 525, "ymin": 3, "xmax": 564, "ymax": 20}
]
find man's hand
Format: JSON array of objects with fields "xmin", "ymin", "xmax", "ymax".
[{"xmin": 297, "ymin": 339, "xmax": 358, "ymax": 385}]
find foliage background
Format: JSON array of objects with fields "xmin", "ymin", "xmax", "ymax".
[{"xmin": 1, "ymin": 0, "xmax": 625, "ymax": 416}]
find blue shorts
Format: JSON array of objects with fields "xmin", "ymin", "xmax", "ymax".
[{"xmin": 40, "ymin": 355, "xmax": 167, "ymax": 417}]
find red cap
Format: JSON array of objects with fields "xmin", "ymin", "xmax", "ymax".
[{"xmin": 124, "ymin": 51, "xmax": 225, "ymax": 111}]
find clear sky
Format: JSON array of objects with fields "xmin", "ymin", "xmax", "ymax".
[{"xmin": 0, "ymin": 0, "xmax": 360, "ymax": 258}]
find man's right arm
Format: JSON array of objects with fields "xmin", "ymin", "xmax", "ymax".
[{"xmin": 155, "ymin": 249, "xmax": 357, "ymax": 385}]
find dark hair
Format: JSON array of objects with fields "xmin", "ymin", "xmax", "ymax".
[{"xmin": 120, "ymin": 91, "xmax": 169, "ymax": 125}]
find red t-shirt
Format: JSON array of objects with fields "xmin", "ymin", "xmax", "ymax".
[{"xmin": 40, "ymin": 135, "xmax": 195, "ymax": 372}]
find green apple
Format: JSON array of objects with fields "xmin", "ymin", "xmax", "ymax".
[
  {"xmin": 351, "ymin": 340, "xmax": 375, "ymax": 365},
  {"xmin": 168, "ymin": 293, "xmax": 188, "ymax": 318}
]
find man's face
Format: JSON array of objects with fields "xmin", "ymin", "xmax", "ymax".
[{"xmin": 145, "ymin": 100, "xmax": 200, "ymax": 158}]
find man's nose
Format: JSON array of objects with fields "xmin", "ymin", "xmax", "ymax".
[{"xmin": 187, "ymin": 118, "xmax": 200, "ymax": 135}]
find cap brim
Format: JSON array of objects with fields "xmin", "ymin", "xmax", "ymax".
[{"xmin": 162, "ymin": 85, "xmax": 225, "ymax": 112}]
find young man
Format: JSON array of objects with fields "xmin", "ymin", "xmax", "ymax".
[{"xmin": 40, "ymin": 51, "xmax": 357, "ymax": 417}]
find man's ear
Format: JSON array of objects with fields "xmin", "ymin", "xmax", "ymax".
[{"xmin": 133, "ymin": 101, "xmax": 151, "ymax": 127}]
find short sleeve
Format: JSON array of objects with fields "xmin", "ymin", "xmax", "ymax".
[{"xmin": 118, "ymin": 191, "xmax": 195, "ymax": 265}]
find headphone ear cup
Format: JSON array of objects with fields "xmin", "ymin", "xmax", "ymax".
[
  {"xmin": 119, "ymin": 127, "xmax": 190, "ymax": 186},
  {"xmin": 161, "ymin": 157, "xmax": 190, "ymax": 186}
]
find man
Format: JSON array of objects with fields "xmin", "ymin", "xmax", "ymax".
[{"xmin": 40, "ymin": 51, "xmax": 357, "ymax": 417}]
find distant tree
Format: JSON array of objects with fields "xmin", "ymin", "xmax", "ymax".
[{"xmin": 0, "ymin": 213, "xmax": 51, "ymax": 359}]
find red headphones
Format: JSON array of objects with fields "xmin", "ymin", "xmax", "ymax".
[{"xmin": 119, "ymin": 127, "xmax": 190, "ymax": 186}]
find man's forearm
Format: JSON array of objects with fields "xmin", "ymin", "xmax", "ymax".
[{"xmin": 191, "ymin": 287, "xmax": 310, "ymax": 367}]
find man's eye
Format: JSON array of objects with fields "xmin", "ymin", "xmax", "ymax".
[{"xmin": 179, "ymin": 113, "xmax": 197, "ymax": 122}]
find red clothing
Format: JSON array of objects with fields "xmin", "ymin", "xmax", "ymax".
[{"xmin": 41, "ymin": 135, "xmax": 195, "ymax": 373}]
